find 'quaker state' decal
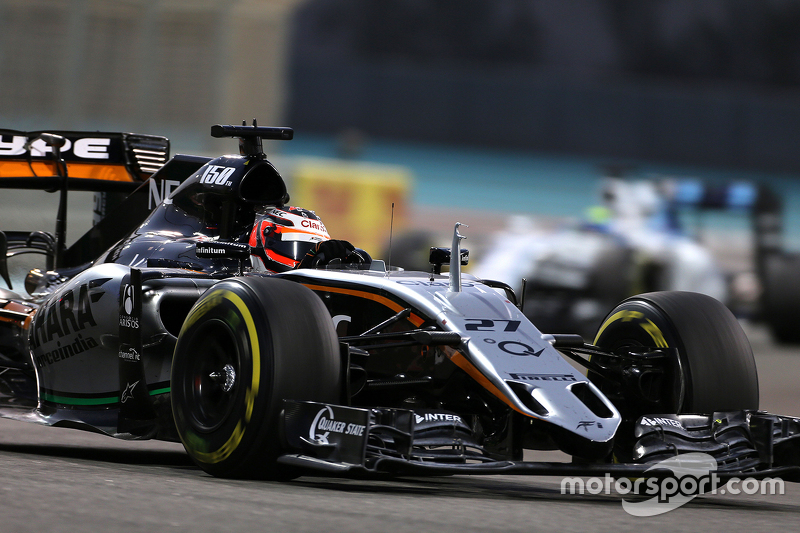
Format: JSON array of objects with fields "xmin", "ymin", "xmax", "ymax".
[{"xmin": 283, "ymin": 401, "xmax": 371, "ymax": 466}]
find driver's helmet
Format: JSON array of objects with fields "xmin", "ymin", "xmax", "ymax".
[{"xmin": 248, "ymin": 206, "xmax": 330, "ymax": 272}]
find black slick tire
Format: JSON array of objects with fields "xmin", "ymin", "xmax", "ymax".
[
  {"xmin": 593, "ymin": 291, "xmax": 758, "ymax": 415},
  {"xmin": 171, "ymin": 275, "xmax": 341, "ymax": 479}
]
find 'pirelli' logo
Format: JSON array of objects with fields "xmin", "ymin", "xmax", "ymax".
[{"xmin": 508, "ymin": 373, "xmax": 577, "ymax": 382}]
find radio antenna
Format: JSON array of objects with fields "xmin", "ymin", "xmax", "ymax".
[{"xmin": 387, "ymin": 203, "xmax": 394, "ymax": 276}]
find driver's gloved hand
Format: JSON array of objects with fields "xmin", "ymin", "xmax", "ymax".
[{"xmin": 299, "ymin": 239, "xmax": 356, "ymax": 269}]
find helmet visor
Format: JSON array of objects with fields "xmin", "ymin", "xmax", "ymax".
[{"xmin": 266, "ymin": 230, "xmax": 325, "ymax": 261}]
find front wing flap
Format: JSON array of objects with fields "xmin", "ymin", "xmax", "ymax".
[{"xmin": 279, "ymin": 401, "xmax": 800, "ymax": 481}]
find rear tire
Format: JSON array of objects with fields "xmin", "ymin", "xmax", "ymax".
[
  {"xmin": 171, "ymin": 275, "xmax": 341, "ymax": 479},
  {"xmin": 593, "ymin": 291, "xmax": 758, "ymax": 415}
]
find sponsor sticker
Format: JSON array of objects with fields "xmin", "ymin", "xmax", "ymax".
[
  {"xmin": 310, "ymin": 405, "xmax": 367, "ymax": 444},
  {"xmin": 284, "ymin": 401, "xmax": 372, "ymax": 466},
  {"xmin": 414, "ymin": 412, "xmax": 462, "ymax": 425},
  {"xmin": 119, "ymin": 346, "xmax": 141, "ymax": 362},
  {"xmin": 508, "ymin": 373, "xmax": 577, "ymax": 382},
  {"xmin": 30, "ymin": 282, "xmax": 100, "ymax": 349},
  {"xmin": 33, "ymin": 334, "xmax": 99, "ymax": 368},
  {"xmin": 640, "ymin": 416, "xmax": 683, "ymax": 429},
  {"xmin": 497, "ymin": 341, "xmax": 544, "ymax": 357},
  {"xmin": 121, "ymin": 381, "xmax": 139, "ymax": 403}
]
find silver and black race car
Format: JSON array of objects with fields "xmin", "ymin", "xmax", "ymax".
[{"xmin": 0, "ymin": 124, "xmax": 798, "ymax": 482}]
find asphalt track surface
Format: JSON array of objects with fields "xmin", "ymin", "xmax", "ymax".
[{"xmin": 0, "ymin": 324, "xmax": 797, "ymax": 533}]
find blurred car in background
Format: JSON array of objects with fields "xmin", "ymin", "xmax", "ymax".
[
  {"xmin": 470, "ymin": 175, "xmax": 797, "ymax": 343},
  {"xmin": 472, "ymin": 178, "xmax": 726, "ymax": 339}
]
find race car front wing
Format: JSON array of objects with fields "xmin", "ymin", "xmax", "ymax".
[{"xmin": 279, "ymin": 400, "xmax": 800, "ymax": 481}]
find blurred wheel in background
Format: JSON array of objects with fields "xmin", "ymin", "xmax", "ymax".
[{"xmin": 762, "ymin": 254, "xmax": 800, "ymax": 344}]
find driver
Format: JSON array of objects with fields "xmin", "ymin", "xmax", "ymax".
[{"xmin": 248, "ymin": 206, "xmax": 368, "ymax": 273}]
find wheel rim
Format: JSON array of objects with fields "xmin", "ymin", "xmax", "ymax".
[
  {"xmin": 594, "ymin": 300, "xmax": 686, "ymax": 414},
  {"xmin": 184, "ymin": 319, "xmax": 240, "ymax": 432},
  {"xmin": 603, "ymin": 338, "xmax": 682, "ymax": 409}
]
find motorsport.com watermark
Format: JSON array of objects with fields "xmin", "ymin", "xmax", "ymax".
[{"xmin": 560, "ymin": 453, "xmax": 785, "ymax": 516}]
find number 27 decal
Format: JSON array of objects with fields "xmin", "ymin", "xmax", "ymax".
[{"xmin": 464, "ymin": 319, "xmax": 521, "ymax": 332}]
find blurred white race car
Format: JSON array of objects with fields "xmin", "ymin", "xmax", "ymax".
[{"xmin": 472, "ymin": 178, "xmax": 730, "ymax": 339}]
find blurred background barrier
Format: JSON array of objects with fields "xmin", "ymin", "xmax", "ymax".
[
  {"xmin": 290, "ymin": 0, "xmax": 800, "ymax": 174},
  {"xmin": 0, "ymin": 0, "xmax": 301, "ymax": 154},
  {"xmin": 290, "ymin": 157, "xmax": 411, "ymax": 256},
  {"xmin": 2, "ymin": 0, "xmax": 800, "ymax": 172}
]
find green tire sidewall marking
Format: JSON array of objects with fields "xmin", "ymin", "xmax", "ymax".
[{"xmin": 175, "ymin": 287, "xmax": 262, "ymax": 465}]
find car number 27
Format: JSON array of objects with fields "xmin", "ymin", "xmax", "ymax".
[{"xmin": 464, "ymin": 319, "xmax": 521, "ymax": 332}]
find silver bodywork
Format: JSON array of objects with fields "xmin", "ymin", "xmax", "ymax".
[{"xmin": 284, "ymin": 265, "xmax": 621, "ymax": 445}]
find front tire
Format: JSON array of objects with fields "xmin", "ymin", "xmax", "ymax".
[
  {"xmin": 593, "ymin": 291, "xmax": 758, "ymax": 415},
  {"xmin": 171, "ymin": 275, "xmax": 341, "ymax": 479}
]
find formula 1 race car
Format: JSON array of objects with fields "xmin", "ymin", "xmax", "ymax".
[
  {"xmin": 0, "ymin": 124, "xmax": 799, "ymax": 483},
  {"xmin": 472, "ymin": 174, "xmax": 797, "ymax": 345}
]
